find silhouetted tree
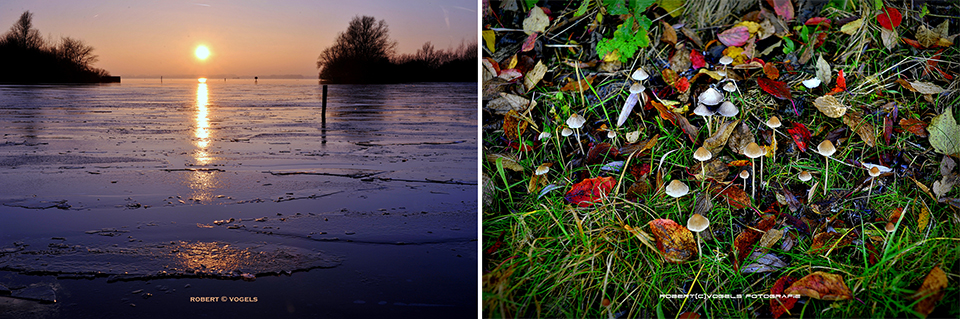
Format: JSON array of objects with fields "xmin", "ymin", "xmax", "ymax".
[
  {"xmin": 0, "ymin": 11, "xmax": 112, "ymax": 83},
  {"xmin": 317, "ymin": 15, "xmax": 397, "ymax": 83},
  {"xmin": 55, "ymin": 36, "xmax": 98, "ymax": 69},
  {"xmin": 3, "ymin": 11, "xmax": 43, "ymax": 50}
]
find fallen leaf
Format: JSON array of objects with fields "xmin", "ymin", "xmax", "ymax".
[
  {"xmin": 718, "ymin": 26, "xmax": 750, "ymax": 47},
  {"xmin": 652, "ymin": 101, "xmax": 699, "ymax": 143},
  {"xmin": 648, "ymin": 219, "xmax": 697, "ymax": 263},
  {"xmin": 674, "ymin": 77, "xmax": 690, "ymax": 93},
  {"xmin": 805, "ymin": 17, "xmax": 831, "ymax": 29},
  {"xmin": 560, "ymin": 75, "xmax": 596, "ymax": 92},
  {"xmin": 842, "ymin": 111, "xmax": 877, "ymax": 147},
  {"xmin": 910, "ymin": 81, "xmax": 945, "ymax": 95},
  {"xmin": 486, "ymin": 153, "xmax": 524, "ymax": 171},
  {"xmin": 758, "ymin": 228, "xmax": 784, "ymax": 252},
  {"xmin": 502, "ymin": 110, "xmax": 528, "ymax": 141},
  {"xmin": 565, "ymin": 176, "xmax": 616, "ymax": 207},
  {"xmin": 827, "ymin": 69, "xmax": 846, "ymax": 95},
  {"xmin": 659, "ymin": 0, "xmax": 685, "ymax": 17},
  {"xmin": 703, "ymin": 120, "xmax": 739, "ymax": 154},
  {"xmin": 768, "ymin": 0, "xmax": 794, "ymax": 21},
  {"xmin": 918, "ymin": 203, "xmax": 930, "ymax": 232},
  {"xmin": 486, "ymin": 93, "xmax": 536, "ymax": 115},
  {"xmin": 884, "ymin": 112, "xmax": 895, "ymax": 145},
  {"xmin": 498, "ymin": 68, "xmax": 522, "ymax": 81},
  {"xmin": 758, "ymin": 77, "xmax": 793, "ymax": 100},
  {"xmin": 670, "ymin": 47, "xmax": 692, "ymax": 74},
  {"xmin": 732, "ymin": 214, "xmax": 776, "ymax": 271},
  {"xmin": 624, "ymin": 224, "xmax": 658, "ymax": 256},
  {"xmin": 528, "ymin": 173, "xmax": 547, "ymax": 193},
  {"xmin": 763, "ymin": 62, "xmax": 780, "ymax": 80},
  {"xmin": 916, "ymin": 22, "xmax": 949, "ymax": 48},
  {"xmin": 482, "ymin": 30, "xmax": 496, "ymax": 52},
  {"xmin": 522, "ymin": 6, "xmax": 549, "ymax": 34},
  {"xmin": 913, "ymin": 266, "xmax": 947, "ymax": 318},
  {"xmin": 524, "ymin": 60, "xmax": 547, "ymax": 91},
  {"xmin": 881, "ymin": 28, "xmax": 899, "ymax": 50},
  {"xmin": 585, "ymin": 143, "xmax": 619, "ymax": 166},
  {"xmin": 681, "ymin": 25, "xmax": 704, "ymax": 47},
  {"xmin": 814, "ymin": 95, "xmax": 847, "ymax": 118},
  {"xmin": 933, "ymin": 178, "xmax": 955, "ymax": 199},
  {"xmin": 840, "ymin": 18, "xmax": 863, "ymax": 35},
  {"xmin": 816, "ymin": 55, "xmax": 832, "ymax": 87},
  {"xmin": 876, "ymin": 7, "xmax": 902, "ymax": 30},
  {"xmin": 521, "ymin": 32, "xmax": 538, "ymax": 52},
  {"xmin": 625, "ymin": 130, "xmax": 641, "ymax": 143},
  {"xmin": 690, "ymin": 49, "xmax": 705, "ymax": 69},
  {"xmin": 900, "ymin": 118, "xmax": 929, "ymax": 137},
  {"xmin": 727, "ymin": 122, "xmax": 756, "ymax": 155},
  {"xmin": 661, "ymin": 20, "xmax": 677, "ymax": 46},
  {"xmin": 694, "ymin": 159, "xmax": 729, "ymax": 182},
  {"xmin": 784, "ymin": 271, "xmax": 853, "ymax": 300},
  {"xmin": 771, "ymin": 276, "xmax": 799, "ymax": 319},
  {"xmin": 787, "ymin": 122, "xmax": 812, "ymax": 152},
  {"xmin": 741, "ymin": 252, "xmax": 788, "ymax": 273},
  {"xmin": 929, "ymin": 107, "xmax": 960, "ymax": 157},
  {"xmin": 808, "ymin": 231, "xmax": 855, "ymax": 254}
]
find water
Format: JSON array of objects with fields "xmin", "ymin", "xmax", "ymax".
[{"xmin": 0, "ymin": 79, "xmax": 478, "ymax": 318}]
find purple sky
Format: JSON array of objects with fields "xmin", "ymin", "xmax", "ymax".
[{"xmin": 0, "ymin": 0, "xmax": 477, "ymax": 77}]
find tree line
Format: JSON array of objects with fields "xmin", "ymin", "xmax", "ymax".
[
  {"xmin": 317, "ymin": 15, "xmax": 476, "ymax": 84},
  {"xmin": 0, "ymin": 11, "xmax": 112, "ymax": 83}
]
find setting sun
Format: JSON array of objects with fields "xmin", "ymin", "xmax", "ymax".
[{"xmin": 195, "ymin": 45, "xmax": 210, "ymax": 60}]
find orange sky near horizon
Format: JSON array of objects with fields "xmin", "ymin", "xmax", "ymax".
[{"xmin": 0, "ymin": 0, "xmax": 477, "ymax": 78}]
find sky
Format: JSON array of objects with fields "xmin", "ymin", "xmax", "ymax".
[{"xmin": 0, "ymin": 0, "xmax": 477, "ymax": 78}]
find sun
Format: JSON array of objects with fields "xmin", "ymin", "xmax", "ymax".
[{"xmin": 195, "ymin": 45, "xmax": 210, "ymax": 60}]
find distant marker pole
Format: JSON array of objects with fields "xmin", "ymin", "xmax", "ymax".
[{"xmin": 322, "ymin": 85, "xmax": 327, "ymax": 122}]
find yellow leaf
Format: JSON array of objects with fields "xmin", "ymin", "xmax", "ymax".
[
  {"xmin": 697, "ymin": 69, "xmax": 725, "ymax": 80},
  {"xmin": 482, "ymin": 30, "xmax": 496, "ymax": 53},
  {"xmin": 918, "ymin": 202, "xmax": 930, "ymax": 232},
  {"xmin": 840, "ymin": 18, "xmax": 863, "ymax": 35},
  {"xmin": 522, "ymin": 6, "xmax": 549, "ymax": 34},
  {"xmin": 658, "ymin": 0, "xmax": 685, "ymax": 17},
  {"xmin": 505, "ymin": 55, "xmax": 518, "ymax": 69},
  {"xmin": 735, "ymin": 21, "xmax": 761, "ymax": 34},
  {"xmin": 602, "ymin": 50, "xmax": 620, "ymax": 62}
]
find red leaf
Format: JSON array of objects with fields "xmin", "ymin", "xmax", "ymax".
[
  {"xmin": 690, "ymin": 50, "xmax": 705, "ymax": 70},
  {"xmin": 899, "ymin": 118, "xmax": 929, "ymax": 137},
  {"xmin": 714, "ymin": 184, "xmax": 751, "ymax": 209},
  {"xmin": 757, "ymin": 77, "xmax": 793, "ymax": 100},
  {"xmin": 564, "ymin": 176, "xmax": 616, "ymax": 207},
  {"xmin": 585, "ymin": 143, "xmax": 620, "ymax": 166},
  {"xmin": 770, "ymin": 0, "xmax": 795, "ymax": 21},
  {"xmin": 876, "ymin": 7, "xmax": 902, "ymax": 30},
  {"xmin": 827, "ymin": 69, "xmax": 846, "ymax": 95},
  {"xmin": 648, "ymin": 219, "xmax": 697, "ymax": 263},
  {"xmin": 784, "ymin": 272, "xmax": 853, "ymax": 300},
  {"xmin": 903, "ymin": 38, "xmax": 923, "ymax": 49},
  {"xmin": 884, "ymin": 115, "xmax": 894, "ymax": 145},
  {"xmin": 804, "ymin": 17, "xmax": 831, "ymax": 29},
  {"xmin": 787, "ymin": 122, "xmax": 812, "ymax": 152},
  {"xmin": 718, "ymin": 26, "xmax": 750, "ymax": 47},
  {"xmin": 674, "ymin": 77, "xmax": 690, "ymax": 93},
  {"xmin": 771, "ymin": 276, "xmax": 798, "ymax": 319},
  {"xmin": 521, "ymin": 32, "xmax": 539, "ymax": 52},
  {"xmin": 732, "ymin": 214, "xmax": 776, "ymax": 272}
]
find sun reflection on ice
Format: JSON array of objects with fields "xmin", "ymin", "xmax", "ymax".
[{"xmin": 190, "ymin": 81, "xmax": 218, "ymax": 202}]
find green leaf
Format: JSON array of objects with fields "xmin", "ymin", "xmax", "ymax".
[
  {"xmin": 929, "ymin": 106, "xmax": 960, "ymax": 157},
  {"xmin": 873, "ymin": 0, "xmax": 882, "ymax": 10},
  {"xmin": 602, "ymin": 0, "xmax": 629, "ymax": 15},
  {"xmin": 783, "ymin": 38, "xmax": 795, "ymax": 54},
  {"xmin": 920, "ymin": 4, "xmax": 929, "ymax": 18},
  {"xmin": 657, "ymin": 0, "xmax": 685, "ymax": 17},
  {"xmin": 596, "ymin": 16, "xmax": 650, "ymax": 63},
  {"xmin": 630, "ymin": 0, "xmax": 657, "ymax": 16},
  {"xmin": 574, "ymin": 0, "xmax": 591, "ymax": 17},
  {"xmin": 524, "ymin": 0, "xmax": 539, "ymax": 10}
]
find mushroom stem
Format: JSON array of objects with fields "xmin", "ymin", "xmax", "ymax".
[
  {"xmin": 696, "ymin": 233, "xmax": 702, "ymax": 259},
  {"xmin": 752, "ymin": 158, "xmax": 757, "ymax": 199},
  {"xmin": 824, "ymin": 158, "xmax": 829, "ymax": 197},
  {"xmin": 575, "ymin": 128, "xmax": 584, "ymax": 155}
]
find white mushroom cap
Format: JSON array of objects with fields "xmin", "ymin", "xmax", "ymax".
[
  {"xmin": 739, "ymin": 170, "xmax": 750, "ymax": 179},
  {"xmin": 566, "ymin": 113, "xmax": 586, "ymax": 129},
  {"xmin": 538, "ymin": 131, "xmax": 552, "ymax": 140},
  {"xmin": 719, "ymin": 56, "xmax": 734, "ymax": 66},
  {"xmin": 817, "ymin": 140, "xmax": 837, "ymax": 157},
  {"xmin": 629, "ymin": 82, "xmax": 645, "ymax": 94},
  {"xmin": 607, "ymin": 130, "xmax": 616, "ymax": 139},
  {"xmin": 687, "ymin": 214, "xmax": 710, "ymax": 232},
  {"xmin": 868, "ymin": 166, "xmax": 881, "ymax": 177},
  {"xmin": 723, "ymin": 81, "xmax": 737, "ymax": 93},
  {"xmin": 802, "ymin": 78, "xmax": 822, "ymax": 89},
  {"xmin": 693, "ymin": 103, "xmax": 715, "ymax": 116},
  {"xmin": 766, "ymin": 116, "xmax": 782, "ymax": 129},
  {"xmin": 799, "ymin": 170, "xmax": 812, "ymax": 182},
  {"xmin": 862, "ymin": 163, "xmax": 892, "ymax": 173},
  {"xmin": 744, "ymin": 142, "xmax": 764, "ymax": 159},
  {"xmin": 693, "ymin": 147, "xmax": 712, "ymax": 162},
  {"xmin": 665, "ymin": 180, "xmax": 689, "ymax": 198},
  {"xmin": 698, "ymin": 87, "xmax": 724, "ymax": 106},
  {"xmin": 717, "ymin": 101, "xmax": 739, "ymax": 117},
  {"xmin": 535, "ymin": 163, "xmax": 551, "ymax": 175},
  {"xmin": 632, "ymin": 68, "xmax": 649, "ymax": 81},
  {"xmin": 561, "ymin": 127, "xmax": 574, "ymax": 137}
]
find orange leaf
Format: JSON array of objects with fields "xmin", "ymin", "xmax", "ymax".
[
  {"xmin": 502, "ymin": 110, "xmax": 528, "ymax": 141},
  {"xmin": 763, "ymin": 62, "xmax": 780, "ymax": 80},
  {"xmin": 560, "ymin": 75, "xmax": 596, "ymax": 92},
  {"xmin": 661, "ymin": 20, "xmax": 677, "ymax": 46},
  {"xmin": 827, "ymin": 69, "xmax": 846, "ymax": 95},
  {"xmin": 784, "ymin": 271, "xmax": 853, "ymax": 300},
  {"xmin": 651, "ymin": 101, "xmax": 699, "ymax": 143},
  {"xmin": 731, "ymin": 214, "xmax": 775, "ymax": 271},
  {"xmin": 728, "ymin": 160, "xmax": 752, "ymax": 167},
  {"xmin": 807, "ymin": 231, "xmax": 855, "ymax": 254},
  {"xmin": 713, "ymin": 183, "xmax": 752, "ymax": 209},
  {"xmin": 675, "ymin": 77, "xmax": 690, "ymax": 93},
  {"xmin": 648, "ymin": 219, "xmax": 697, "ymax": 263},
  {"xmin": 771, "ymin": 276, "xmax": 798, "ymax": 319},
  {"xmin": 900, "ymin": 118, "xmax": 929, "ymax": 137},
  {"xmin": 564, "ymin": 176, "xmax": 616, "ymax": 207},
  {"xmin": 913, "ymin": 266, "xmax": 947, "ymax": 318}
]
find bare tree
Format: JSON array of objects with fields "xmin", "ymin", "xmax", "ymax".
[
  {"xmin": 4, "ymin": 11, "xmax": 44, "ymax": 50},
  {"xmin": 56, "ymin": 36, "xmax": 98, "ymax": 68},
  {"xmin": 317, "ymin": 15, "xmax": 397, "ymax": 80}
]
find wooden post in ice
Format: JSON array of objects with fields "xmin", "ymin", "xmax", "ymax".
[{"xmin": 322, "ymin": 85, "xmax": 327, "ymax": 122}]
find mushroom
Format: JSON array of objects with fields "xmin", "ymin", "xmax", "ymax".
[
  {"xmin": 739, "ymin": 169, "xmax": 750, "ymax": 191},
  {"xmin": 717, "ymin": 101, "xmax": 739, "ymax": 117},
  {"xmin": 722, "ymin": 81, "xmax": 737, "ymax": 93},
  {"xmin": 665, "ymin": 179, "xmax": 689, "ymax": 213},
  {"xmin": 538, "ymin": 131, "xmax": 552, "ymax": 140},
  {"xmin": 631, "ymin": 68, "xmax": 649, "ymax": 81},
  {"xmin": 798, "ymin": 170, "xmax": 812, "ymax": 182},
  {"xmin": 693, "ymin": 103, "xmax": 716, "ymax": 134},
  {"xmin": 535, "ymin": 163, "xmax": 551, "ymax": 176},
  {"xmin": 698, "ymin": 87, "xmax": 723, "ymax": 106},
  {"xmin": 817, "ymin": 140, "xmax": 837, "ymax": 196},
  {"xmin": 693, "ymin": 147, "xmax": 712, "ymax": 188},
  {"xmin": 561, "ymin": 127, "xmax": 574, "ymax": 137},
  {"xmin": 687, "ymin": 213, "xmax": 710, "ymax": 258},
  {"xmin": 629, "ymin": 82, "xmax": 645, "ymax": 94},
  {"xmin": 763, "ymin": 116, "xmax": 782, "ymax": 177},
  {"xmin": 866, "ymin": 166, "xmax": 881, "ymax": 204},
  {"xmin": 719, "ymin": 56, "xmax": 734, "ymax": 66},
  {"xmin": 567, "ymin": 113, "xmax": 587, "ymax": 154},
  {"xmin": 802, "ymin": 77, "xmax": 821, "ymax": 89},
  {"xmin": 744, "ymin": 142, "xmax": 765, "ymax": 198},
  {"xmin": 885, "ymin": 221, "xmax": 896, "ymax": 233},
  {"xmin": 607, "ymin": 130, "xmax": 616, "ymax": 139}
]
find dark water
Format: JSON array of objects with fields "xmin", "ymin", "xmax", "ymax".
[{"xmin": 0, "ymin": 79, "xmax": 478, "ymax": 318}]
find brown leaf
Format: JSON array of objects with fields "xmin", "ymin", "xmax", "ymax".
[
  {"xmin": 648, "ymin": 219, "xmax": 697, "ymax": 263},
  {"xmin": 619, "ymin": 134, "xmax": 659, "ymax": 157},
  {"xmin": 560, "ymin": 75, "xmax": 596, "ymax": 92},
  {"xmin": 842, "ymin": 112, "xmax": 877, "ymax": 147},
  {"xmin": 784, "ymin": 271, "xmax": 853, "ymax": 300},
  {"xmin": 585, "ymin": 143, "xmax": 619, "ymax": 166},
  {"xmin": 814, "ymin": 95, "xmax": 847, "ymax": 118},
  {"xmin": 661, "ymin": 21, "xmax": 678, "ymax": 46},
  {"xmin": 681, "ymin": 26, "xmax": 704, "ymax": 48},
  {"xmin": 715, "ymin": 183, "xmax": 752, "ymax": 209},
  {"xmin": 527, "ymin": 173, "xmax": 547, "ymax": 193},
  {"xmin": 910, "ymin": 81, "xmax": 945, "ymax": 95},
  {"xmin": 669, "ymin": 46, "xmax": 691, "ymax": 74},
  {"xmin": 727, "ymin": 122, "xmax": 756, "ymax": 155},
  {"xmin": 503, "ymin": 110, "xmax": 528, "ymax": 141},
  {"xmin": 816, "ymin": 55, "xmax": 832, "ymax": 87},
  {"xmin": 808, "ymin": 231, "xmax": 855, "ymax": 254},
  {"xmin": 913, "ymin": 266, "xmax": 947, "ymax": 318},
  {"xmin": 651, "ymin": 101, "xmax": 699, "ymax": 143},
  {"xmin": 763, "ymin": 62, "xmax": 780, "ymax": 80},
  {"xmin": 758, "ymin": 228, "xmax": 784, "ymax": 252},
  {"xmin": 881, "ymin": 28, "xmax": 899, "ymax": 50},
  {"xmin": 486, "ymin": 153, "xmax": 524, "ymax": 171},
  {"xmin": 486, "ymin": 93, "xmax": 536, "ymax": 115},
  {"xmin": 703, "ymin": 120, "xmax": 739, "ymax": 154},
  {"xmin": 524, "ymin": 60, "xmax": 547, "ymax": 91},
  {"xmin": 917, "ymin": 24, "xmax": 941, "ymax": 48},
  {"xmin": 732, "ymin": 214, "xmax": 776, "ymax": 271},
  {"xmin": 694, "ymin": 159, "xmax": 730, "ymax": 182}
]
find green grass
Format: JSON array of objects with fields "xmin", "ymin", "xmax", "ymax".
[{"xmin": 483, "ymin": 0, "xmax": 960, "ymax": 318}]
